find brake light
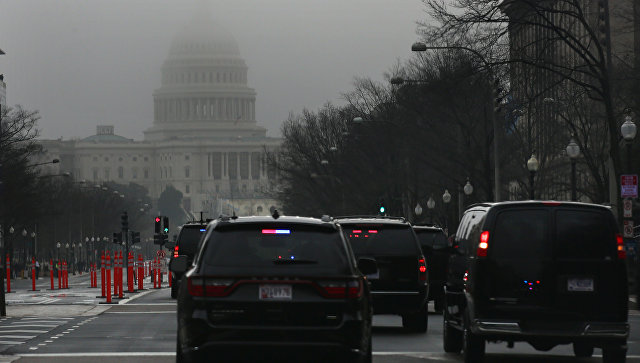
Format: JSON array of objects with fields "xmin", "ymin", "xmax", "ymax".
[
  {"xmin": 317, "ymin": 280, "xmax": 363, "ymax": 299},
  {"xmin": 616, "ymin": 233, "xmax": 625, "ymax": 259},
  {"xmin": 187, "ymin": 277, "xmax": 234, "ymax": 297},
  {"xmin": 477, "ymin": 231, "xmax": 489, "ymax": 257},
  {"xmin": 418, "ymin": 258, "xmax": 427, "ymax": 281},
  {"xmin": 173, "ymin": 245, "xmax": 179, "ymax": 258}
]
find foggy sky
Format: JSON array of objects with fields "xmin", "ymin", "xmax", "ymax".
[{"xmin": 0, "ymin": 0, "xmax": 426, "ymax": 140}]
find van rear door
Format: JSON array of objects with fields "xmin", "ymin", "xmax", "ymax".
[{"xmin": 552, "ymin": 208, "xmax": 627, "ymax": 321}]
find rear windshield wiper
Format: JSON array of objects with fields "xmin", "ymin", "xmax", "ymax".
[{"xmin": 272, "ymin": 259, "xmax": 318, "ymax": 264}]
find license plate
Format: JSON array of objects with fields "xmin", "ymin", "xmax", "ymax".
[
  {"xmin": 567, "ymin": 278, "xmax": 594, "ymax": 292},
  {"xmin": 259, "ymin": 284, "xmax": 292, "ymax": 300}
]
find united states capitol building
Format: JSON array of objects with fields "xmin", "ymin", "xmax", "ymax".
[{"xmin": 38, "ymin": 8, "xmax": 281, "ymax": 218}]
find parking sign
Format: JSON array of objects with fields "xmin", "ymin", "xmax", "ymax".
[{"xmin": 621, "ymin": 175, "xmax": 638, "ymax": 198}]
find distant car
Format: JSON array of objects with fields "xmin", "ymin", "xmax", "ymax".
[
  {"xmin": 173, "ymin": 214, "xmax": 375, "ymax": 363},
  {"xmin": 444, "ymin": 201, "xmax": 629, "ymax": 363},
  {"xmin": 169, "ymin": 222, "xmax": 207, "ymax": 299},
  {"xmin": 412, "ymin": 225, "xmax": 449, "ymax": 312},
  {"xmin": 335, "ymin": 216, "xmax": 429, "ymax": 332}
]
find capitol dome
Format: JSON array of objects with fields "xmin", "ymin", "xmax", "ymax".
[{"xmin": 145, "ymin": 1, "xmax": 265, "ymax": 142}]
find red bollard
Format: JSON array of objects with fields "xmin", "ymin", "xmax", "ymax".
[
  {"xmin": 100, "ymin": 252, "xmax": 106, "ymax": 297},
  {"xmin": 113, "ymin": 253, "xmax": 118, "ymax": 297},
  {"xmin": 154, "ymin": 258, "xmax": 159, "ymax": 289},
  {"xmin": 106, "ymin": 254, "xmax": 112, "ymax": 303},
  {"xmin": 6, "ymin": 254, "xmax": 11, "ymax": 293},
  {"xmin": 118, "ymin": 251, "xmax": 124, "ymax": 299},
  {"xmin": 127, "ymin": 252, "xmax": 134, "ymax": 292},
  {"xmin": 49, "ymin": 259, "xmax": 54, "ymax": 290},
  {"xmin": 31, "ymin": 257, "xmax": 36, "ymax": 291},
  {"xmin": 57, "ymin": 260, "xmax": 61, "ymax": 289},
  {"xmin": 64, "ymin": 261, "xmax": 69, "ymax": 289},
  {"xmin": 137, "ymin": 254, "xmax": 144, "ymax": 290}
]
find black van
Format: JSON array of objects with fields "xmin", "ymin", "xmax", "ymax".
[
  {"xmin": 444, "ymin": 201, "xmax": 628, "ymax": 363},
  {"xmin": 413, "ymin": 225, "xmax": 449, "ymax": 312}
]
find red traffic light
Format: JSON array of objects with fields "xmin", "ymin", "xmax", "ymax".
[{"xmin": 155, "ymin": 217, "xmax": 161, "ymax": 223}]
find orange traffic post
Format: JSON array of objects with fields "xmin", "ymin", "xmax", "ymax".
[
  {"xmin": 118, "ymin": 251, "xmax": 124, "ymax": 299},
  {"xmin": 137, "ymin": 254, "xmax": 144, "ymax": 290},
  {"xmin": 57, "ymin": 260, "xmax": 61, "ymax": 289},
  {"xmin": 63, "ymin": 261, "xmax": 68, "ymax": 289},
  {"xmin": 49, "ymin": 259, "xmax": 54, "ymax": 290},
  {"xmin": 127, "ymin": 252, "xmax": 134, "ymax": 292},
  {"xmin": 105, "ymin": 254, "xmax": 112, "ymax": 303}
]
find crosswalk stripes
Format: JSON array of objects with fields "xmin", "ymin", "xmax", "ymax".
[{"xmin": 0, "ymin": 317, "xmax": 73, "ymax": 349}]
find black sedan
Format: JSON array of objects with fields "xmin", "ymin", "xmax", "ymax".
[{"xmin": 172, "ymin": 214, "xmax": 376, "ymax": 363}]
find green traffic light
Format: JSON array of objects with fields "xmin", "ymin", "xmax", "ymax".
[
  {"xmin": 379, "ymin": 206, "xmax": 385, "ymax": 213},
  {"xmin": 164, "ymin": 227, "xmax": 169, "ymax": 233}
]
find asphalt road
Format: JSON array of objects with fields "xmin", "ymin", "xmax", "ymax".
[{"xmin": 0, "ymin": 274, "xmax": 638, "ymax": 362}]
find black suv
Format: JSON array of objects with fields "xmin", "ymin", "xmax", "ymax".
[
  {"xmin": 172, "ymin": 215, "xmax": 375, "ymax": 362},
  {"xmin": 413, "ymin": 225, "xmax": 449, "ymax": 312},
  {"xmin": 169, "ymin": 222, "xmax": 208, "ymax": 298},
  {"xmin": 335, "ymin": 216, "xmax": 429, "ymax": 332},
  {"xmin": 444, "ymin": 201, "xmax": 628, "ymax": 363}
]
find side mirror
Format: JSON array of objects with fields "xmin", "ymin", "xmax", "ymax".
[
  {"xmin": 170, "ymin": 255, "xmax": 189, "ymax": 273},
  {"xmin": 357, "ymin": 257, "xmax": 378, "ymax": 276}
]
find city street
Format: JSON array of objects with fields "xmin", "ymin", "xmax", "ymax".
[{"xmin": 0, "ymin": 274, "xmax": 637, "ymax": 362}]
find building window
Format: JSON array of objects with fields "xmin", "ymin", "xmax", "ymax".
[
  {"xmin": 132, "ymin": 168, "xmax": 138, "ymax": 179},
  {"xmin": 185, "ymin": 167, "xmax": 190, "ymax": 178},
  {"xmin": 144, "ymin": 157, "xmax": 148, "ymax": 162},
  {"xmin": 144, "ymin": 168, "xmax": 149, "ymax": 179},
  {"xmin": 93, "ymin": 156, "xmax": 98, "ymax": 162},
  {"xmin": 104, "ymin": 168, "xmax": 110, "ymax": 180},
  {"xmin": 118, "ymin": 167, "xmax": 124, "ymax": 179},
  {"xmin": 104, "ymin": 157, "xmax": 109, "ymax": 162},
  {"xmin": 185, "ymin": 155, "xmax": 190, "ymax": 161},
  {"xmin": 92, "ymin": 169, "xmax": 98, "ymax": 181},
  {"xmin": 119, "ymin": 157, "xmax": 123, "ymax": 162},
  {"xmin": 133, "ymin": 157, "xmax": 137, "ymax": 162},
  {"xmin": 215, "ymin": 185, "xmax": 220, "ymax": 193},
  {"xmin": 257, "ymin": 206, "xmax": 263, "ymax": 213},
  {"xmin": 185, "ymin": 184, "xmax": 190, "ymax": 194}
]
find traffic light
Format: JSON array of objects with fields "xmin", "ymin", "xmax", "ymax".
[
  {"xmin": 153, "ymin": 233, "xmax": 163, "ymax": 245},
  {"xmin": 378, "ymin": 202, "xmax": 385, "ymax": 215},
  {"xmin": 154, "ymin": 217, "xmax": 161, "ymax": 233},
  {"xmin": 113, "ymin": 232, "xmax": 122, "ymax": 244},
  {"xmin": 163, "ymin": 216, "xmax": 169, "ymax": 233},
  {"xmin": 121, "ymin": 211, "xmax": 129, "ymax": 230},
  {"xmin": 131, "ymin": 231, "xmax": 140, "ymax": 244}
]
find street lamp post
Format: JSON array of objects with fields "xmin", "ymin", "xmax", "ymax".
[
  {"xmin": 464, "ymin": 178, "xmax": 474, "ymax": 204},
  {"xmin": 21, "ymin": 229, "xmax": 26, "ymax": 272},
  {"xmin": 527, "ymin": 154, "xmax": 540, "ymax": 199},
  {"xmin": 442, "ymin": 189, "xmax": 451, "ymax": 234},
  {"xmin": 56, "ymin": 242, "xmax": 61, "ymax": 262},
  {"xmin": 566, "ymin": 138, "xmax": 580, "ymax": 201},
  {"xmin": 427, "ymin": 197, "xmax": 436, "ymax": 225},
  {"xmin": 8, "ymin": 226, "xmax": 14, "ymax": 278},
  {"xmin": 620, "ymin": 115, "xmax": 637, "ymax": 308}
]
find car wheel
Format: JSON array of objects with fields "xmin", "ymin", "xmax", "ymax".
[
  {"xmin": 402, "ymin": 306, "xmax": 428, "ymax": 333},
  {"xmin": 573, "ymin": 342, "xmax": 594, "ymax": 358},
  {"xmin": 171, "ymin": 282, "xmax": 178, "ymax": 299},
  {"xmin": 443, "ymin": 309, "xmax": 462, "ymax": 353},
  {"xmin": 462, "ymin": 315, "xmax": 485, "ymax": 363},
  {"xmin": 602, "ymin": 346, "xmax": 627, "ymax": 363}
]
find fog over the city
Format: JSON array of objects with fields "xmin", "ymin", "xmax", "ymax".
[{"xmin": 0, "ymin": 0, "xmax": 426, "ymax": 140}]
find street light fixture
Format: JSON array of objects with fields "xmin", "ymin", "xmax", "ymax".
[
  {"xmin": 566, "ymin": 138, "xmax": 580, "ymax": 201},
  {"xmin": 414, "ymin": 202, "xmax": 423, "ymax": 219},
  {"xmin": 621, "ymin": 115, "xmax": 637, "ymax": 172},
  {"xmin": 442, "ymin": 189, "xmax": 451, "ymax": 233},
  {"xmin": 527, "ymin": 153, "xmax": 540, "ymax": 199}
]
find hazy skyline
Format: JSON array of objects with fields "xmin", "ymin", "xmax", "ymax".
[{"xmin": 0, "ymin": 0, "xmax": 426, "ymax": 140}]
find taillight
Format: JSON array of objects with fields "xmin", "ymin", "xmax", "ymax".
[
  {"xmin": 187, "ymin": 277, "xmax": 234, "ymax": 297},
  {"xmin": 418, "ymin": 258, "xmax": 427, "ymax": 281},
  {"xmin": 317, "ymin": 280, "xmax": 363, "ymax": 299},
  {"xmin": 616, "ymin": 233, "xmax": 626, "ymax": 259},
  {"xmin": 477, "ymin": 231, "xmax": 489, "ymax": 257},
  {"xmin": 173, "ymin": 245, "xmax": 179, "ymax": 258}
]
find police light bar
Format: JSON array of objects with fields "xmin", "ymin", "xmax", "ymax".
[{"xmin": 262, "ymin": 229, "xmax": 291, "ymax": 234}]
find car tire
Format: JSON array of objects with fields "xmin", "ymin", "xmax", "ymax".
[
  {"xmin": 171, "ymin": 282, "xmax": 178, "ymax": 299},
  {"xmin": 402, "ymin": 306, "xmax": 428, "ymax": 333},
  {"xmin": 462, "ymin": 315, "xmax": 485, "ymax": 363},
  {"xmin": 573, "ymin": 342, "xmax": 594, "ymax": 358},
  {"xmin": 602, "ymin": 346, "xmax": 627, "ymax": 363},
  {"xmin": 443, "ymin": 309, "xmax": 462, "ymax": 353}
]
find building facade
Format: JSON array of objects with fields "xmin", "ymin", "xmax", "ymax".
[{"xmin": 39, "ymin": 9, "xmax": 281, "ymax": 218}]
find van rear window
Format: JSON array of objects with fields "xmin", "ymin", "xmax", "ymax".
[
  {"xmin": 556, "ymin": 210, "xmax": 614, "ymax": 259},
  {"xmin": 343, "ymin": 225, "xmax": 419, "ymax": 255},
  {"xmin": 177, "ymin": 227, "xmax": 206, "ymax": 255},
  {"xmin": 492, "ymin": 210, "xmax": 550, "ymax": 260}
]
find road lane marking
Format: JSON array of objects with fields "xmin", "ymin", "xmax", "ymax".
[
  {"xmin": 0, "ymin": 341, "xmax": 25, "ymax": 345},
  {"xmin": 0, "ymin": 335, "xmax": 35, "ymax": 339},
  {"xmin": 0, "ymin": 330, "xmax": 47, "ymax": 333},
  {"xmin": 105, "ymin": 311, "xmax": 174, "ymax": 314}
]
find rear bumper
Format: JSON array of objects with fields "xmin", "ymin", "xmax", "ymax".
[
  {"xmin": 472, "ymin": 319, "xmax": 629, "ymax": 340},
  {"xmin": 180, "ymin": 310, "xmax": 368, "ymax": 359},
  {"xmin": 371, "ymin": 290, "xmax": 427, "ymax": 314}
]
